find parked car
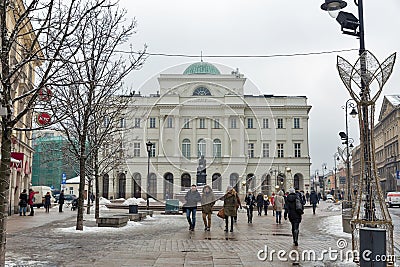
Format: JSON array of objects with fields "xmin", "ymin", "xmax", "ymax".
[
  {"xmin": 386, "ymin": 192, "xmax": 400, "ymax": 208},
  {"xmin": 326, "ymin": 194, "xmax": 335, "ymax": 201},
  {"xmin": 54, "ymin": 194, "xmax": 77, "ymax": 204}
]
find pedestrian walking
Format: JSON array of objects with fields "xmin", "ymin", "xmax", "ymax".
[
  {"xmin": 309, "ymin": 190, "xmax": 318, "ymax": 214},
  {"xmin": 284, "ymin": 188, "xmax": 303, "ymax": 246},
  {"xmin": 44, "ymin": 192, "xmax": 51, "ymax": 213},
  {"xmin": 184, "ymin": 185, "xmax": 201, "ymax": 231},
  {"xmin": 18, "ymin": 189, "xmax": 28, "ymax": 216},
  {"xmin": 223, "ymin": 185, "xmax": 238, "ymax": 232},
  {"xmin": 58, "ymin": 191, "xmax": 65, "ymax": 213},
  {"xmin": 244, "ymin": 190, "xmax": 256, "ymax": 223},
  {"xmin": 263, "ymin": 194, "xmax": 270, "ymax": 215},
  {"xmin": 305, "ymin": 191, "xmax": 310, "ymax": 204},
  {"xmin": 28, "ymin": 188, "xmax": 38, "ymax": 216},
  {"xmin": 256, "ymin": 192, "xmax": 264, "ymax": 216},
  {"xmin": 274, "ymin": 190, "xmax": 285, "ymax": 224},
  {"xmin": 270, "ymin": 192, "xmax": 275, "ymax": 216},
  {"xmin": 233, "ymin": 190, "xmax": 242, "ymax": 223},
  {"xmin": 201, "ymin": 185, "xmax": 215, "ymax": 231},
  {"xmin": 317, "ymin": 192, "xmax": 322, "ymax": 204}
]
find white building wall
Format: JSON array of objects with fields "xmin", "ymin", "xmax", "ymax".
[{"xmin": 102, "ymin": 65, "xmax": 312, "ymax": 200}]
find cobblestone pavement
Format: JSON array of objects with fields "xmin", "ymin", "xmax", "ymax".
[{"xmin": 4, "ymin": 203, "xmax": 399, "ymax": 267}]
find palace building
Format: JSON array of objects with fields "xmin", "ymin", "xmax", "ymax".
[{"xmin": 101, "ymin": 62, "xmax": 312, "ymax": 200}]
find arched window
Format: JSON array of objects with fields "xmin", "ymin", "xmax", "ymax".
[
  {"xmin": 213, "ymin": 139, "xmax": 222, "ymax": 158},
  {"xmin": 148, "ymin": 173, "xmax": 157, "ymax": 199},
  {"xmin": 197, "ymin": 139, "xmax": 206, "ymax": 158},
  {"xmin": 193, "ymin": 86, "xmax": 211, "ymax": 96},
  {"xmin": 132, "ymin": 173, "xmax": 141, "ymax": 198},
  {"xmin": 230, "ymin": 173, "xmax": 239, "ymax": 193},
  {"xmin": 182, "ymin": 139, "xmax": 191, "ymax": 159},
  {"xmin": 102, "ymin": 174, "xmax": 109, "ymax": 198}
]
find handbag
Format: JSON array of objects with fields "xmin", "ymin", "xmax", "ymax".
[{"xmin": 217, "ymin": 208, "xmax": 225, "ymax": 219}]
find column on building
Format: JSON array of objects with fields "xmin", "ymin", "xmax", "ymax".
[
  {"xmin": 223, "ymin": 116, "xmax": 229, "ymax": 157},
  {"xmin": 159, "ymin": 116, "xmax": 164, "ymax": 157}
]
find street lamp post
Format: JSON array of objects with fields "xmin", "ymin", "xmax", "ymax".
[
  {"xmin": 146, "ymin": 141, "xmax": 154, "ymax": 210},
  {"xmin": 333, "ymin": 153, "xmax": 340, "ymax": 198},
  {"xmin": 341, "ymin": 99, "xmax": 357, "ymax": 201},
  {"xmin": 321, "ymin": 0, "xmax": 396, "ymax": 260}
]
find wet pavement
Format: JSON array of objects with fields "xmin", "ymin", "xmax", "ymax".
[{"xmin": 4, "ymin": 202, "xmax": 399, "ymax": 266}]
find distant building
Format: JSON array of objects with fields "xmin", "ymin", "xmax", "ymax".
[
  {"xmin": 375, "ymin": 95, "xmax": 400, "ymax": 193},
  {"xmin": 32, "ymin": 130, "xmax": 78, "ymax": 189},
  {"xmin": 101, "ymin": 62, "xmax": 312, "ymax": 200}
]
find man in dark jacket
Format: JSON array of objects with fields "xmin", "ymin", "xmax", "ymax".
[
  {"xmin": 284, "ymin": 188, "xmax": 302, "ymax": 246},
  {"xmin": 256, "ymin": 192, "xmax": 264, "ymax": 216},
  {"xmin": 184, "ymin": 185, "xmax": 201, "ymax": 231},
  {"xmin": 309, "ymin": 190, "xmax": 318, "ymax": 214},
  {"xmin": 58, "ymin": 191, "xmax": 65, "ymax": 212},
  {"xmin": 244, "ymin": 190, "xmax": 256, "ymax": 223}
]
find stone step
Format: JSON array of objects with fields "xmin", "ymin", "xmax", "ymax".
[{"xmin": 96, "ymin": 215, "xmax": 129, "ymax": 227}]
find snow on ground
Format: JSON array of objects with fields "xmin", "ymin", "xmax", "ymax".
[
  {"xmin": 56, "ymin": 220, "xmax": 143, "ymax": 234},
  {"xmin": 122, "ymin": 198, "xmax": 142, "ymax": 205},
  {"xmin": 318, "ymin": 214, "xmax": 352, "ymax": 239}
]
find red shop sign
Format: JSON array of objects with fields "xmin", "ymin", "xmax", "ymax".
[{"xmin": 36, "ymin": 112, "xmax": 51, "ymax": 126}]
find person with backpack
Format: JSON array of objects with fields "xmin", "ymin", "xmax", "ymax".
[{"xmin": 284, "ymin": 188, "xmax": 303, "ymax": 246}]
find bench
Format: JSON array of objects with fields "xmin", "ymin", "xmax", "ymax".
[
  {"xmin": 138, "ymin": 211, "xmax": 147, "ymax": 220},
  {"xmin": 141, "ymin": 210, "xmax": 154, "ymax": 217},
  {"xmin": 113, "ymin": 213, "xmax": 141, "ymax": 222},
  {"xmin": 97, "ymin": 215, "xmax": 129, "ymax": 227}
]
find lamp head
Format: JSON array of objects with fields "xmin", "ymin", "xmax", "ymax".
[
  {"xmin": 146, "ymin": 141, "xmax": 153, "ymax": 152},
  {"xmin": 350, "ymin": 107, "xmax": 358, "ymax": 118},
  {"xmin": 339, "ymin": 132, "xmax": 347, "ymax": 140},
  {"xmin": 320, "ymin": 0, "xmax": 347, "ymax": 11}
]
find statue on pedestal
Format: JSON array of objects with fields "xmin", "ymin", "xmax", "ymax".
[{"xmin": 196, "ymin": 155, "xmax": 207, "ymax": 185}]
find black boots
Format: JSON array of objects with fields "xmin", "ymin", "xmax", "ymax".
[{"xmin": 293, "ymin": 230, "xmax": 299, "ymax": 246}]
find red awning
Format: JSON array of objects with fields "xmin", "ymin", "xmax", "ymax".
[{"xmin": 10, "ymin": 152, "xmax": 24, "ymax": 169}]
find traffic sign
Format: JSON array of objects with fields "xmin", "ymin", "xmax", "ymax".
[
  {"xmin": 62, "ymin": 173, "xmax": 66, "ymax": 184},
  {"xmin": 339, "ymin": 176, "xmax": 346, "ymax": 184}
]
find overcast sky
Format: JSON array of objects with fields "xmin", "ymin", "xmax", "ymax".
[{"xmin": 118, "ymin": 0, "xmax": 400, "ymax": 175}]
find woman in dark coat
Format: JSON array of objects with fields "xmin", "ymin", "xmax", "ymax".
[
  {"xmin": 284, "ymin": 188, "xmax": 303, "ymax": 246},
  {"xmin": 256, "ymin": 193, "xmax": 264, "ymax": 216},
  {"xmin": 223, "ymin": 186, "xmax": 238, "ymax": 232},
  {"xmin": 19, "ymin": 189, "xmax": 28, "ymax": 216}
]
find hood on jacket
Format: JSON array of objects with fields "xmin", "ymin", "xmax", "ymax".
[
  {"xmin": 202, "ymin": 185, "xmax": 212, "ymax": 193},
  {"xmin": 286, "ymin": 193, "xmax": 297, "ymax": 203}
]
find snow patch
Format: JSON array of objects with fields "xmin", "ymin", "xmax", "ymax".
[
  {"xmin": 98, "ymin": 197, "xmax": 111, "ymax": 205},
  {"xmin": 122, "ymin": 198, "xmax": 142, "ymax": 205},
  {"xmin": 56, "ymin": 221, "xmax": 142, "ymax": 233}
]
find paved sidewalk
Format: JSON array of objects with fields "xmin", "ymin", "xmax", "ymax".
[{"xmin": 4, "ymin": 202, "xmax": 397, "ymax": 266}]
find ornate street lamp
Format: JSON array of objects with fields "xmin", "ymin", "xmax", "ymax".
[
  {"xmin": 321, "ymin": 0, "xmax": 396, "ymax": 261},
  {"xmin": 146, "ymin": 141, "xmax": 154, "ymax": 210}
]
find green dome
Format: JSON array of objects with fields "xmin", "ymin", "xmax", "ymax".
[{"xmin": 183, "ymin": 62, "xmax": 221, "ymax": 75}]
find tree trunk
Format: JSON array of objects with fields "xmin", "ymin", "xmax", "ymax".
[
  {"xmin": 76, "ymin": 135, "xmax": 87, "ymax": 230},
  {"xmin": 94, "ymin": 150, "xmax": 100, "ymax": 219}
]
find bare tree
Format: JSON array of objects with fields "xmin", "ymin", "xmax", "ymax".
[
  {"xmin": 47, "ymin": 3, "xmax": 146, "ymax": 230},
  {"xmin": 0, "ymin": 0, "xmax": 109, "ymax": 263}
]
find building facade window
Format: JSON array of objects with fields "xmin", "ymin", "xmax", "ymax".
[
  {"xmin": 183, "ymin": 118, "xmax": 190, "ymax": 129},
  {"xmin": 277, "ymin": 143, "xmax": 284, "ymax": 158},
  {"xmin": 134, "ymin": 118, "xmax": 141, "ymax": 128},
  {"xmin": 262, "ymin": 143, "xmax": 270, "ymax": 158},
  {"xmin": 230, "ymin": 117, "xmax": 237, "ymax": 129},
  {"xmin": 166, "ymin": 117, "xmax": 173, "ymax": 128},
  {"xmin": 193, "ymin": 86, "xmax": 211, "ymax": 96},
  {"xmin": 119, "ymin": 117, "xmax": 126, "ymax": 128},
  {"xmin": 213, "ymin": 139, "xmax": 222, "ymax": 158},
  {"xmin": 103, "ymin": 116, "xmax": 110, "ymax": 127},
  {"xmin": 247, "ymin": 118, "xmax": 254, "ymax": 129},
  {"xmin": 150, "ymin": 143, "xmax": 156, "ymax": 157},
  {"xmin": 199, "ymin": 118, "xmax": 206, "ymax": 129},
  {"xmin": 182, "ymin": 139, "xmax": 191, "ymax": 159},
  {"xmin": 197, "ymin": 139, "xmax": 206, "ymax": 157},
  {"xmin": 133, "ymin": 142, "xmax": 140, "ymax": 157},
  {"xmin": 149, "ymin": 117, "xmax": 156, "ymax": 128},
  {"xmin": 248, "ymin": 143, "xmax": 255, "ymax": 158},
  {"xmin": 214, "ymin": 119, "xmax": 220, "ymax": 129},
  {"xmin": 277, "ymin": 118, "xmax": 284, "ymax": 129},
  {"xmin": 294, "ymin": 143, "xmax": 301, "ymax": 158},
  {"xmin": 294, "ymin": 118, "xmax": 300, "ymax": 129},
  {"xmin": 262, "ymin": 118, "xmax": 269, "ymax": 129}
]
